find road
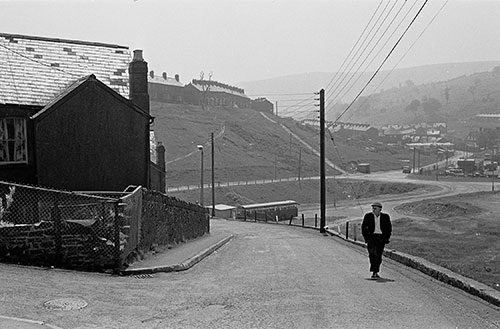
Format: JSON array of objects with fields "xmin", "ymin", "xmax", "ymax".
[
  {"xmin": 1, "ymin": 219, "xmax": 500, "ymax": 329},
  {"xmin": 299, "ymin": 169, "xmax": 495, "ymax": 227}
]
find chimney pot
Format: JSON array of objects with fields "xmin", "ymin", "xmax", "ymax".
[
  {"xmin": 149, "ymin": 70, "xmax": 154, "ymax": 78},
  {"xmin": 162, "ymin": 72, "xmax": 167, "ymax": 80},
  {"xmin": 175, "ymin": 74, "xmax": 180, "ymax": 82},
  {"xmin": 133, "ymin": 49, "xmax": 144, "ymax": 61}
]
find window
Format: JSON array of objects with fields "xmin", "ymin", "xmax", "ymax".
[{"xmin": 0, "ymin": 118, "xmax": 27, "ymax": 164}]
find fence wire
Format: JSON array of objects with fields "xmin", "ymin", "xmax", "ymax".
[{"xmin": 0, "ymin": 181, "xmax": 123, "ymax": 272}]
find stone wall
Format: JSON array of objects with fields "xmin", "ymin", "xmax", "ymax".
[{"xmin": 0, "ymin": 221, "xmax": 115, "ymax": 270}]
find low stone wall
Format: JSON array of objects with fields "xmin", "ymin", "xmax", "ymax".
[
  {"xmin": 0, "ymin": 221, "xmax": 115, "ymax": 270},
  {"xmin": 138, "ymin": 190, "xmax": 209, "ymax": 256}
]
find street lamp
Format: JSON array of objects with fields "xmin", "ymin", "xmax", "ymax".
[{"xmin": 197, "ymin": 145, "xmax": 204, "ymax": 206}]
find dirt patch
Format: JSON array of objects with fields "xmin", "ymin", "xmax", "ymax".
[{"xmin": 395, "ymin": 200, "xmax": 482, "ymax": 219}]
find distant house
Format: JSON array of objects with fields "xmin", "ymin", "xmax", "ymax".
[
  {"xmin": 0, "ymin": 33, "xmax": 165, "ymax": 192},
  {"xmin": 184, "ymin": 79, "xmax": 250, "ymax": 108},
  {"xmin": 332, "ymin": 122, "xmax": 379, "ymax": 140},
  {"xmin": 251, "ymin": 97, "xmax": 274, "ymax": 114},
  {"xmin": 148, "ymin": 71, "xmax": 184, "ymax": 104}
]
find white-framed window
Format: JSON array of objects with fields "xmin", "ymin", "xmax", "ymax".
[{"xmin": 0, "ymin": 118, "xmax": 28, "ymax": 164}]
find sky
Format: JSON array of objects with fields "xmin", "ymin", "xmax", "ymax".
[{"xmin": 0, "ymin": 0, "xmax": 499, "ymax": 85}]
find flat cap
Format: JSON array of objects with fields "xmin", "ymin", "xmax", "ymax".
[{"xmin": 371, "ymin": 202, "xmax": 382, "ymax": 208}]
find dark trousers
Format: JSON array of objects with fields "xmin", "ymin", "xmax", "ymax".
[{"xmin": 367, "ymin": 234, "xmax": 386, "ymax": 273}]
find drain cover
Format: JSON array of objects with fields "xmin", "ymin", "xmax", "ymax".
[{"xmin": 44, "ymin": 297, "xmax": 88, "ymax": 310}]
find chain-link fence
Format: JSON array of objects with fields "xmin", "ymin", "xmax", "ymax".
[
  {"xmin": 0, "ymin": 181, "xmax": 210, "ymax": 273},
  {"xmin": 0, "ymin": 181, "xmax": 123, "ymax": 272}
]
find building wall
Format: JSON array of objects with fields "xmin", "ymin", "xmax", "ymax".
[
  {"xmin": 251, "ymin": 99, "xmax": 273, "ymax": 113},
  {"xmin": 35, "ymin": 82, "xmax": 150, "ymax": 191},
  {"xmin": 183, "ymin": 84, "xmax": 202, "ymax": 105},
  {"xmin": 149, "ymin": 83, "xmax": 184, "ymax": 104}
]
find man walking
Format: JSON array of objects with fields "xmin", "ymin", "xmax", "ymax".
[{"xmin": 361, "ymin": 202, "xmax": 392, "ymax": 279}]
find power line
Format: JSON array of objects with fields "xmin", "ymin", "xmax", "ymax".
[
  {"xmin": 326, "ymin": 0, "xmax": 408, "ymax": 108},
  {"xmin": 324, "ymin": 0, "xmax": 385, "ymax": 93},
  {"xmin": 331, "ymin": 0, "xmax": 430, "ymax": 126},
  {"xmin": 325, "ymin": 0, "xmax": 394, "ymax": 102},
  {"xmin": 339, "ymin": 0, "xmax": 448, "ymax": 123},
  {"xmin": 246, "ymin": 92, "xmax": 315, "ymax": 97}
]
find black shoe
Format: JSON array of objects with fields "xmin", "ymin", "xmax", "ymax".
[{"xmin": 371, "ymin": 273, "xmax": 380, "ymax": 279}]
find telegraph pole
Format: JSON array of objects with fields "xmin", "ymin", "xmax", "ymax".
[
  {"xmin": 319, "ymin": 89, "xmax": 326, "ymax": 233},
  {"xmin": 211, "ymin": 132, "xmax": 215, "ymax": 217}
]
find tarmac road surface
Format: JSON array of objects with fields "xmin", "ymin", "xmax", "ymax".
[{"xmin": 1, "ymin": 219, "xmax": 500, "ymax": 328}]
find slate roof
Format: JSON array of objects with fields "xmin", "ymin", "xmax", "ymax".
[
  {"xmin": 149, "ymin": 74, "xmax": 184, "ymax": 87},
  {"xmin": 189, "ymin": 80, "xmax": 248, "ymax": 98},
  {"xmin": 0, "ymin": 33, "xmax": 131, "ymax": 106}
]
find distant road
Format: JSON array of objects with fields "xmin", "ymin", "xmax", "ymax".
[{"xmin": 260, "ymin": 112, "xmax": 348, "ymax": 174}]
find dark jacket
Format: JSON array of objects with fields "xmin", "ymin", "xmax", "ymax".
[{"xmin": 361, "ymin": 212, "xmax": 392, "ymax": 243}]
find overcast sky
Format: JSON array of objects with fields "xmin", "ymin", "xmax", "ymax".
[{"xmin": 0, "ymin": 0, "xmax": 499, "ymax": 85}]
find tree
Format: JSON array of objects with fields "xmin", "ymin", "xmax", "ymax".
[
  {"xmin": 468, "ymin": 85, "xmax": 477, "ymax": 103},
  {"xmin": 443, "ymin": 86, "xmax": 450, "ymax": 104},
  {"xmin": 476, "ymin": 129, "xmax": 500, "ymax": 150},
  {"xmin": 405, "ymin": 80, "xmax": 415, "ymax": 88},
  {"xmin": 405, "ymin": 99, "xmax": 420, "ymax": 112},
  {"xmin": 421, "ymin": 97, "xmax": 441, "ymax": 114},
  {"xmin": 199, "ymin": 71, "xmax": 213, "ymax": 110}
]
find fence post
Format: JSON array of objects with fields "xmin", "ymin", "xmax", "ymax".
[
  {"xmin": 113, "ymin": 201, "xmax": 122, "ymax": 274},
  {"xmin": 353, "ymin": 223, "xmax": 357, "ymax": 241},
  {"xmin": 315, "ymin": 214, "xmax": 317, "ymax": 228},
  {"xmin": 301, "ymin": 213, "xmax": 304, "ymax": 227},
  {"xmin": 51, "ymin": 202, "xmax": 62, "ymax": 268},
  {"xmin": 289, "ymin": 215, "xmax": 293, "ymax": 225},
  {"xmin": 254, "ymin": 211, "xmax": 257, "ymax": 222},
  {"xmin": 265, "ymin": 210, "xmax": 268, "ymax": 222},
  {"xmin": 346, "ymin": 221, "xmax": 349, "ymax": 240}
]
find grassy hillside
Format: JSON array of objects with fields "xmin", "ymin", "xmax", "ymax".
[
  {"xmin": 328, "ymin": 64, "xmax": 500, "ymax": 131},
  {"xmin": 239, "ymin": 61, "xmax": 500, "ymax": 123},
  {"xmin": 150, "ymin": 102, "xmax": 431, "ymax": 189}
]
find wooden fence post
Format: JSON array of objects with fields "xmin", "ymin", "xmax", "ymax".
[{"xmin": 51, "ymin": 202, "xmax": 62, "ymax": 268}]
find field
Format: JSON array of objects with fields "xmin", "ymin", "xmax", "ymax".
[{"xmin": 391, "ymin": 191, "xmax": 500, "ymax": 291}]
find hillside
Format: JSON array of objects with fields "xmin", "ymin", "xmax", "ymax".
[
  {"xmin": 239, "ymin": 62, "xmax": 500, "ymax": 100},
  {"xmin": 336, "ymin": 65, "xmax": 500, "ymax": 129},
  {"xmin": 150, "ymin": 103, "xmax": 425, "ymax": 188},
  {"xmin": 238, "ymin": 61, "xmax": 500, "ymax": 128}
]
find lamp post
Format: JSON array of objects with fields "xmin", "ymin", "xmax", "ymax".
[{"xmin": 197, "ymin": 145, "xmax": 204, "ymax": 206}]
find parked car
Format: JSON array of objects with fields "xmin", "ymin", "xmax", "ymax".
[
  {"xmin": 445, "ymin": 168, "xmax": 464, "ymax": 176},
  {"xmin": 402, "ymin": 166, "xmax": 411, "ymax": 174}
]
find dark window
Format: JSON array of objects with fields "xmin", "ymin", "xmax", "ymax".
[{"xmin": 0, "ymin": 118, "xmax": 28, "ymax": 164}]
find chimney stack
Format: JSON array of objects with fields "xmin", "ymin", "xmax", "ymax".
[
  {"xmin": 162, "ymin": 72, "xmax": 167, "ymax": 80},
  {"xmin": 129, "ymin": 49, "xmax": 150, "ymax": 114},
  {"xmin": 175, "ymin": 74, "xmax": 180, "ymax": 82}
]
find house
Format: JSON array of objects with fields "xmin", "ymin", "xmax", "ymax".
[
  {"xmin": 331, "ymin": 122, "xmax": 379, "ymax": 140},
  {"xmin": 148, "ymin": 71, "xmax": 184, "ymax": 104},
  {"xmin": 251, "ymin": 97, "xmax": 274, "ymax": 114},
  {"xmin": 184, "ymin": 79, "xmax": 250, "ymax": 108},
  {"xmin": 0, "ymin": 33, "xmax": 165, "ymax": 192}
]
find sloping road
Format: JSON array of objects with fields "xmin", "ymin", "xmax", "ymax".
[{"xmin": 1, "ymin": 219, "xmax": 499, "ymax": 328}]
